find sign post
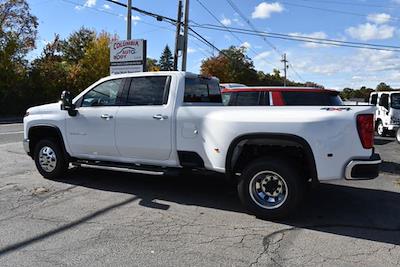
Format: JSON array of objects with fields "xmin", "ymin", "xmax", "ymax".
[{"xmin": 110, "ymin": 39, "xmax": 147, "ymax": 74}]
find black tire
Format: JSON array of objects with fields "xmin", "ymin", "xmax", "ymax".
[
  {"xmin": 396, "ymin": 128, "xmax": 400, "ymax": 144},
  {"xmin": 34, "ymin": 139, "xmax": 68, "ymax": 179},
  {"xmin": 376, "ymin": 121, "xmax": 388, "ymax": 137},
  {"xmin": 237, "ymin": 158, "xmax": 305, "ymax": 220}
]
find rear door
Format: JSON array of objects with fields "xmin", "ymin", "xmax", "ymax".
[{"xmin": 115, "ymin": 75, "xmax": 173, "ymax": 161}]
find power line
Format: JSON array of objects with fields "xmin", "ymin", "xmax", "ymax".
[
  {"xmin": 288, "ymin": 63, "xmax": 306, "ymax": 82},
  {"xmin": 280, "ymin": 1, "xmax": 400, "ymax": 22},
  {"xmin": 59, "ymin": 0, "xmax": 174, "ymax": 32},
  {"xmin": 225, "ymin": 0, "xmax": 305, "ymax": 82},
  {"xmin": 191, "ymin": 24, "xmax": 400, "ymax": 52},
  {"xmin": 194, "ymin": 0, "xmax": 278, "ymax": 69},
  {"xmin": 225, "ymin": 0, "xmax": 281, "ymax": 55},
  {"xmin": 105, "ymin": 0, "xmax": 235, "ymax": 61},
  {"xmin": 293, "ymin": 0, "xmax": 392, "ymax": 8}
]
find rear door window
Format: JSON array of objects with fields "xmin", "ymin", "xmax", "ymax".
[
  {"xmin": 281, "ymin": 91, "xmax": 343, "ymax": 106},
  {"xmin": 184, "ymin": 77, "xmax": 222, "ymax": 103},
  {"xmin": 126, "ymin": 76, "xmax": 170, "ymax": 106}
]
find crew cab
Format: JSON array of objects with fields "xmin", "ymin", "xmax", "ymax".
[
  {"xmin": 221, "ymin": 86, "xmax": 343, "ymax": 106},
  {"xmin": 369, "ymin": 91, "xmax": 400, "ymax": 137},
  {"xmin": 23, "ymin": 72, "xmax": 381, "ymax": 219}
]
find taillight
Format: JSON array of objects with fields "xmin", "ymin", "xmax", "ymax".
[{"xmin": 357, "ymin": 114, "xmax": 374, "ymax": 149}]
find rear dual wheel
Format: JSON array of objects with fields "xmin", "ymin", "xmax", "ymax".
[{"xmin": 237, "ymin": 158, "xmax": 305, "ymax": 220}]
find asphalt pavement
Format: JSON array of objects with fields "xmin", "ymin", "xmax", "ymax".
[{"xmin": 0, "ymin": 123, "xmax": 399, "ymax": 266}]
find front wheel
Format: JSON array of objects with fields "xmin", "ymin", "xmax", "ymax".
[
  {"xmin": 237, "ymin": 158, "xmax": 305, "ymax": 220},
  {"xmin": 377, "ymin": 121, "xmax": 387, "ymax": 137},
  {"xmin": 34, "ymin": 139, "xmax": 68, "ymax": 179},
  {"xmin": 396, "ymin": 128, "xmax": 400, "ymax": 144}
]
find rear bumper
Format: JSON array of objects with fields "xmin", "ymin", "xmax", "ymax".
[
  {"xmin": 387, "ymin": 124, "xmax": 399, "ymax": 131},
  {"xmin": 345, "ymin": 153, "xmax": 381, "ymax": 180}
]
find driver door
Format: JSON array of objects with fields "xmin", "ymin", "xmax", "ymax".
[{"xmin": 66, "ymin": 78, "xmax": 126, "ymax": 159}]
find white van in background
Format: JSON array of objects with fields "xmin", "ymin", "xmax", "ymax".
[{"xmin": 369, "ymin": 91, "xmax": 400, "ymax": 136}]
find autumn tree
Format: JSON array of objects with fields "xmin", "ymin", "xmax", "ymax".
[
  {"xmin": 159, "ymin": 45, "xmax": 173, "ymax": 71},
  {"xmin": 69, "ymin": 32, "xmax": 111, "ymax": 94},
  {"xmin": 201, "ymin": 46, "xmax": 258, "ymax": 85},
  {"xmin": 147, "ymin": 58, "xmax": 160, "ymax": 71},
  {"xmin": 0, "ymin": 0, "xmax": 38, "ymax": 115}
]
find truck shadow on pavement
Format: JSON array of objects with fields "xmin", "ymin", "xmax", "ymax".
[{"xmin": 55, "ymin": 168, "xmax": 400, "ymax": 246}]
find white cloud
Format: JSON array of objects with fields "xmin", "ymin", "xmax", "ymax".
[
  {"xmin": 232, "ymin": 18, "xmax": 244, "ymax": 26},
  {"xmin": 289, "ymin": 31, "xmax": 329, "ymax": 48},
  {"xmin": 367, "ymin": 13, "xmax": 391, "ymax": 24},
  {"xmin": 188, "ymin": 47, "xmax": 196, "ymax": 54},
  {"xmin": 124, "ymin": 15, "xmax": 141, "ymax": 22},
  {"xmin": 220, "ymin": 17, "xmax": 232, "ymax": 26},
  {"xmin": 102, "ymin": 4, "xmax": 111, "ymax": 10},
  {"xmin": 251, "ymin": 2, "xmax": 283, "ymax": 19},
  {"xmin": 240, "ymin": 41, "xmax": 251, "ymax": 49},
  {"xmin": 346, "ymin": 23, "xmax": 395, "ymax": 41},
  {"xmin": 254, "ymin": 51, "xmax": 271, "ymax": 61},
  {"xmin": 75, "ymin": 5, "xmax": 84, "ymax": 10},
  {"xmin": 84, "ymin": 0, "xmax": 96, "ymax": 7}
]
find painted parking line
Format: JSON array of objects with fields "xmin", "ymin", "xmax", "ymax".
[{"xmin": 0, "ymin": 131, "xmax": 24, "ymax": 135}]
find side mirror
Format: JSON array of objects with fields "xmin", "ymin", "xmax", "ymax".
[{"xmin": 60, "ymin": 90, "xmax": 77, "ymax": 116}]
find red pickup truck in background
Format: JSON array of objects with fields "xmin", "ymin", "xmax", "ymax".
[{"xmin": 220, "ymin": 86, "xmax": 343, "ymax": 106}]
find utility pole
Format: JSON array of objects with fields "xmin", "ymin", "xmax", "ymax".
[
  {"xmin": 181, "ymin": 0, "xmax": 190, "ymax": 71},
  {"xmin": 127, "ymin": 0, "xmax": 132, "ymax": 39},
  {"xmin": 173, "ymin": 0, "xmax": 183, "ymax": 71},
  {"xmin": 281, "ymin": 53, "xmax": 288, "ymax": 86}
]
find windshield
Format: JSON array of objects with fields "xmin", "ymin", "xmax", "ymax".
[{"xmin": 391, "ymin": 93, "xmax": 400, "ymax": 109}]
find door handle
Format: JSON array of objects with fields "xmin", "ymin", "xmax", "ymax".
[
  {"xmin": 153, "ymin": 114, "xmax": 168, "ymax": 120},
  {"xmin": 101, "ymin": 114, "xmax": 113, "ymax": 120}
]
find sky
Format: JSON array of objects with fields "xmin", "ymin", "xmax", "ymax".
[{"xmin": 27, "ymin": 0, "xmax": 400, "ymax": 89}]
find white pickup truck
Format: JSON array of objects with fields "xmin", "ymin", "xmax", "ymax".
[{"xmin": 23, "ymin": 71, "xmax": 381, "ymax": 219}]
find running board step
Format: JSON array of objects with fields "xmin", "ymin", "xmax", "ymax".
[{"xmin": 71, "ymin": 160, "xmax": 173, "ymax": 176}]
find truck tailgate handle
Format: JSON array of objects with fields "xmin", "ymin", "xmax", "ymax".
[{"xmin": 153, "ymin": 114, "xmax": 168, "ymax": 120}]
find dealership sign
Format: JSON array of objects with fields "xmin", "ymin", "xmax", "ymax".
[{"xmin": 110, "ymin": 39, "xmax": 147, "ymax": 74}]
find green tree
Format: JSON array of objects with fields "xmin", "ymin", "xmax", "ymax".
[
  {"xmin": 0, "ymin": 0, "xmax": 38, "ymax": 115},
  {"xmin": 376, "ymin": 82, "xmax": 392, "ymax": 92},
  {"xmin": 61, "ymin": 27, "xmax": 96, "ymax": 63},
  {"xmin": 29, "ymin": 35, "xmax": 70, "ymax": 104},
  {"xmin": 159, "ymin": 45, "xmax": 173, "ymax": 71}
]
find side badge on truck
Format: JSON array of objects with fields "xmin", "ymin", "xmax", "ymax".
[{"xmin": 321, "ymin": 107, "xmax": 352, "ymax": 111}]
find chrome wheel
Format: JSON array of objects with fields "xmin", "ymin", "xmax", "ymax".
[
  {"xmin": 38, "ymin": 146, "xmax": 57, "ymax": 172},
  {"xmin": 249, "ymin": 170, "xmax": 288, "ymax": 209}
]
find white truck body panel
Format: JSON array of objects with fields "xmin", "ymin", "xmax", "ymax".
[{"xmin": 24, "ymin": 71, "xmax": 377, "ymax": 182}]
